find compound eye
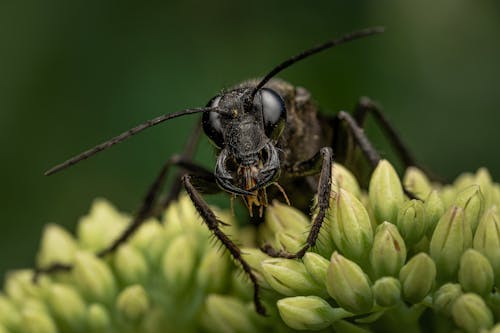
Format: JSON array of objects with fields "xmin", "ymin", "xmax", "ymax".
[
  {"xmin": 202, "ymin": 96, "xmax": 224, "ymax": 148},
  {"xmin": 259, "ymin": 88, "xmax": 286, "ymax": 140}
]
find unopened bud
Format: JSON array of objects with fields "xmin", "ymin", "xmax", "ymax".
[
  {"xmin": 161, "ymin": 234, "xmax": 197, "ymax": 293},
  {"xmin": 332, "ymin": 163, "xmax": 361, "ymax": 198},
  {"xmin": 475, "ymin": 168, "xmax": 493, "ymax": 207},
  {"xmin": 429, "ymin": 206, "xmax": 472, "ymax": 281},
  {"xmin": 116, "ymin": 285, "xmax": 150, "ymax": 321},
  {"xmin": 328, "ymin": 188, "xmax": 373, "ymax": 263},
  {"xmin": 370, "ymin": 222, "xmax": 406, "ymax": 278},
  {"xmin": 369, "ymin": 160, "xmax": 404, "ymax": 224},
  {"xmin": 0, "ymin": 294, "xmax": 21, "ymax": 330},
  {"xmin": 130, "ymin": 220, "xmax": 167, "ymax": 264},
  {"xmin": 197, "ymin": 247, "xmax": 230, "ymax": 293},
  {"xmin": 424, "ymin": 190, "xmax": 445, "ymax": 237},
  {"xmin": 46, "ymin": 284, "xmax": 87, "ymax": 332},
  {"xmin": 473, "ymin": 206, "xmax": 500, "ymax": 286},
  {"xmin": 20, "ymin": 308, "xmax": 58, "ymax": 333},
  {"xmin": 277, "ymin": 296, "xmax": 352, "ymax": 330},
  {"xmin": 397, "ymin": 200, "xmax": 426, "ymax": 246},
  {"xmin": 452, "ymin": 293, "xmax": 493, "ymax": 333},
  {"xmin": 403, "ymin": 167, "xmax": 432, "ymax": 200},
  {"xmin": 77, "ymin": 199, "xmax": 128, "ymax": 252},
  {"xmin": 372, "ymin": 277, "xmax": 401, "ymax": 307},
  {"xmin": 433, "ymin": 283, "xmax": 463, "ymax": 317},
  {"xmin": 37, "ymin": 224, "xmax": 77, "ymax": 268},
  {"xmin": 326, "ymin": 252, "xmax": 373, "ymax": 313},
  {"xmin": 114, "ymin": 244, "xmax": 149, "ymax": 285},
  {"xmin": 87, "ymin": 303, "xmax": 112, "ymax": 333},
  {"xmin": 4, "ymin": 270, "xmax": 48, "ymax": 305},
  {"xmin": 303, "ymin": 252, "xmax": 329, "ymax": 286},
  {"xmin": 201, "ymin": 295, "xmax": 257, "ymax": 333},
  {"xmin": 276, "ymin": 231, "xmax": 306, "ymax": 254},
  {"xmin": 263, "ymin": 202, "xmax": 309, "ymax": 236},
  {"xmin": 73, "ymin": 251, "xmax": 117, "ymax": 305},
  {"xmin": 458, "ymin": 249, "xmax": 494, "ymax": 296},
  {"xmin": 261, "ymin": 259, "xmax": 325, "ymax": 297},
  {"xmin": 455, "ymin": 185, "xmax": 485, "ymax": 232},
  {"xmin": 453, "ymin": 172, "xmax": 476, "ymax": 191},
  {"xmin": 399, "ymin": 253, "xmax": 436, "ymax": 304}
]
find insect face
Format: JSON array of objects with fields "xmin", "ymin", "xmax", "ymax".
[{"xmin": 203, "ymin": 87, "xmax": 286, "ymax": 198}]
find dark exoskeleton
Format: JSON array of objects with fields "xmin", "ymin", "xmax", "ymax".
[{"xmin": 37, "ymin": 27, "xmax": 425, "ymax": 315}]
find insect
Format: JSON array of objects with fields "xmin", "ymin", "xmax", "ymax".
[{"xmin": 38, "ymin": 27, "xmax": 422, "ymax": 315}]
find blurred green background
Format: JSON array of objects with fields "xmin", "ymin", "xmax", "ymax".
[{"xmin": 1, "ymin": 0, "xmax": 499, "ymax": 280}]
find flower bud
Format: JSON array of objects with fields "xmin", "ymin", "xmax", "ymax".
[
  {"xmin": 161, "ymin": 234, "xmax": 198, "ymax": 293},
  {"xmin": 20, "ymin": 308, "xmax": 58, "ymax": 333},
  {"xmin": 475, "ymin": 168, "xmax": 493, "ymax": 207},
  {"xmin": 276, "ymin": 231, "xmax": 306, "ymax": 254},
  {"xmin": 440, "ymin": 186, "xmax": 457, "ymax": 208},
  {"xmin": 87, "ymin": 303, "xmax": 112, "ymax": 333},
  {"xmin": 453, "ymin": 172, "xmax": 476, "ymax": 191},
  {"xmin": 116, "ymin": 285, "xmax": 150, "ymax": 321},
  {"xmin": 455, "ymin": 185, "xmax": 485, "ymax": 232},
  {"xmin": 429, "ymin": 206, "xmax": 472, "ymax": 281},
  {"xmin": 370, "ymin": 222, "xmax": 407, "ymax": 278},
  {"xmin": 433, "ymin": 283, "xmax": 463, "ymax": 317},
  {"xmin": 424, "ymin": 190, "xmax": 445, "ymax": 236},
  {"xmin": 452, "ymin": 293, "xmax": 493, "ymax": 333},
  {"xmin": 263, "ymin": 201, "xmax": 309, "ymax": 236},
  {"xmin": 77, "ymin": 199, "xmax": 128, "ymax": 252},
  {"xmin": 396, "ymin": 200, "xmax": 426, "ymax": 246},
  {"xmin": 46, "ymin": 284, "xmax": 87, "ymax": 332},
  {"xmin": 73, "ymin": 251, "xmax": 117, "ymax": 305},
  {"xmin": 458, "ymin": 249, "xmax": 494, "ymax": 296},
  {"xmin": 277, "ymin": 296, "xmax": 352, "ymax": 330},
  {"xmin": 303, "ymin": 252, "xmax": 329, "ymax": 286},
  {"xmin": 130, "ymin": 220, "xmax": 167, "ymax": 264},
  {"xmin": 5, "ymin": 270, "xmax": 45, "ymax": 305},
  {"xmin": 328, "ymin": 188, "xmax": 373, "ymax": 263},
  {"xmin": 36, "ymin": 224, "xmax": 77, "ymax": 268},
  {"xmin": 261, "ymin": 259, "xmax": 325, "ymax": 297},
  {"xmin": 403, "ymin": 167, "xmax": 432, "ymax": 200},
  {"xmin": 326, "ymin": 252, "xmax": 373, "ymax": 313},
  {"xmin": 201, "ymin": 295, "xmax": 257, "ymax": 333},
  {"xmin": 0, "ymin": 294, "xmax": 21, "ymax": 330},
  {"xmin": 332, "ymin": 163, "xmax": 361, "ymax": 198},
  {"xmin": 399, "ymin": 253, "xmax": 436, "ymax": 304},
  {"xmin": 197, "ymin": 247, "xmax": 230, "ymax": 293},
  {"xmin": 369, "ymin": 160, "xmax": 404, "ymax": 224},
  {"xmin": 372, "ymin": 277, "xmax": 401, "ymax": 307},
  {"xmin": 473, "ymin": 206, "xmax": 500, "ymax": 286},
  {"xmin": 113, "ymin": 244, "xmax": 149, "ymax": 285}
]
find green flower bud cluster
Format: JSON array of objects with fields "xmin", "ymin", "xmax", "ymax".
[
  {"xmin": 0, "ymin": 196, "xmax": 284, "ymax": 333},
  {"xmin": 261, "ymin": 161, "xmax": 500, "ymax": 332},
  {"xmin": 1, "ymin": 160, "xmax": 499, "ymax": 333}
]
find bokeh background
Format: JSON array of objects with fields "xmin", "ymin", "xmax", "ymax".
[{"xmin": 1, "ymin": 0, "xmax": 499, "ymax": 281}]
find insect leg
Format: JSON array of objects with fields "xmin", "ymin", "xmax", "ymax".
[
  {"xmin": 335, "ymin": 111, "xmax": 418, "ymax": 199},
  {"xmin": 182, "ymin": 174, "xmax": 267, "ymax": 316},
  {"xmin": 34, "ymin": 157, "xmax": 214, "ymax": 280},
  {"xmin": 354, "ymin": 97, "xmax": 417, "ymax": 167},
  {"xmin": 353, "ymin": 97, "xmax": 442, "ymax": 181},
  {"xmin": 261, "ymin": 147, "xmax": 333, "ymax": 259}
]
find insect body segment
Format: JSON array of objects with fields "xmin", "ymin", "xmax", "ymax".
[
  {"xmin": 205, "ymin": 86, "xmax": 286, "ymax": 214},
  {"xmin": 37, "ymin": 27, "xmax": 426, "ymax": 316}
]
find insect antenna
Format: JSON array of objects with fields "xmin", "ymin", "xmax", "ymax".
[
  {"xmin": 250, "ymin": 26, "xmax": 385, "ymax": 99},
  {"xmin": 44, "ymin": 107, "xmax": 217, "ymax": 176}
]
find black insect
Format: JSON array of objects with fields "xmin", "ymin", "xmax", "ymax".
[{"xmin": 38, "ymin": 27, "xmax": 423, "ymax": 315}]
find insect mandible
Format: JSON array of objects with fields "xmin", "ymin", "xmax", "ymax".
[{"xmin": 38, "ymin": 27, "xmax": 423, "ymax": 315}]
